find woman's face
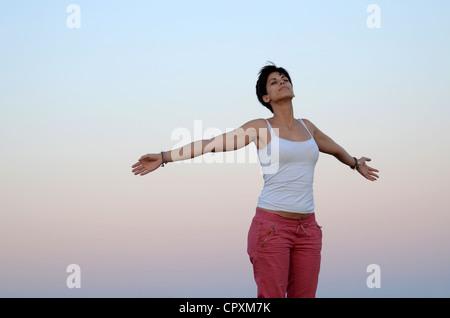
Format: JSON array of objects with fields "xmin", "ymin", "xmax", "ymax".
[{"xmin": 263, "ymin": 72, "xmax": 295, "ymax": 105}]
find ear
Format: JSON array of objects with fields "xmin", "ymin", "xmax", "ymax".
[{"xmin": 262, "ymin": 95, "xmax": 270, "ymax": 103}]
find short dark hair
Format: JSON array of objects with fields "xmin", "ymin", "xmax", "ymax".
[{"xmin": 256, "ymin": 62, "xmax": 293, "ymax": 113}]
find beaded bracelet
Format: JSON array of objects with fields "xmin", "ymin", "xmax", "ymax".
[
  {"xmin": 351, "ymin": 157, "xmax": 360, "ymax": 170},
  {"xmin": 160, "ymin": 151, "xmax": 168, "ymax": 167}
]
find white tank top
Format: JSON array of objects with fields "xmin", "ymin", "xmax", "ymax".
[{"xmin": 257, "ymin": 118, "xmax": 320, "ymax": 214}]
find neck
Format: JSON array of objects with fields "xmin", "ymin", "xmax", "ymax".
[{"xmin": 271, "ymin": 100, "xmax": 296, "ymax": 129}]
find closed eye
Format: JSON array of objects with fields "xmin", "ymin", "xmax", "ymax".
[{"xmin": 269, "ymin": 76, "xmax": 289, "ymax": 86}]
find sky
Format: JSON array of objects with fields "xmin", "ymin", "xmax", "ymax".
[{"xmin": 1, "ymin": 0, "xmax": 449, "ymax": 297}]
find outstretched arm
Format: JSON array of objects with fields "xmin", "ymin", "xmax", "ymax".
[
  {"xmin": 304, "ymin": 119, "xmax": 380, "ymax": 181},
  {"xmin": 132, "ymin": 119, "xmax": 259, "ymax": 176}
]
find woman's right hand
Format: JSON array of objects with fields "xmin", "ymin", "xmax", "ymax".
[{"xmin": 131, "ymin": 153, "xmax": 163, "ymax": 176}]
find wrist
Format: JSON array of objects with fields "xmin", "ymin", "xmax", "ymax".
[
  {"xmin": 160, "ymin": 151, "xmax": 169, "ymax": 167},
  {"xmin": 350, "ymin": 157, "xmax": 360, "ymax": 170}
]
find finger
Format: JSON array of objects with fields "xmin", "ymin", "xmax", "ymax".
[
  {"xmin": 132, "ymin": 166, "xmax": 143, "ymax": 173},
  {"xmin": 132, "ymin": 166, "xmax": 142, "ymax": 172},
  {"xmin": 364, "ymin": 157, "xmax": 371, "ymax": 162},
  {"xmin": 361, "ymin": 168, "xmax": 378, "ymax": 181},
  {"xmin": 366, "ymin": 166, "xmax": 379, "ymax": 173},
  {"xmin": 141, "ymin": 167, "xmax": 154, "ymax": 175},
  {"xmin": 131, "ymin": 162, "xmax": 142, "ymax": 168},
  {"xmin": 368, "ymin": 171, "xmax": 379, "ymax": 179},
  {"xmin": 133, "ymin": 166, "xmax": 145, "ymax": 173}
]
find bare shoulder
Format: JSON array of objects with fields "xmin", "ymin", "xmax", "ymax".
[
  {"xmin": 300, "ymin": 118, "xmax": 317, "ymax": 136},
  {"xmin": 243, "ymin": 118, "xmax": 267, "ymax": 128},
  {"xmin": 239, "ymin": 118, "xmax": 267, "ymax": 133},
  {"xmin": 238, "ymin": 118, "xmax": 269, "ymax": 149}
]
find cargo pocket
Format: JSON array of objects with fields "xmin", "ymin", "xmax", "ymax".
[{"xmin": 261, "ymin": 225, "xmax": 275, "ymax": 248}]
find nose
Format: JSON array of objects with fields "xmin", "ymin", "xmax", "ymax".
[{"xmin": 279, "ymin": 81, "xmax": 288, "ymax": 90}]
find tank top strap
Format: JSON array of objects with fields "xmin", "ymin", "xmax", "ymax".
[
  {"xmin": 265, "ymin": 119, "xmax": 276, "ymax": 137},
  {"xmin": 297, "ymin": 118, "xmax": 313, "ymax": 139}
]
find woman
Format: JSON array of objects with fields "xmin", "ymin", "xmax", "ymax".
[{"xmin": 131, "ymin": 63, "xmax": 380, "ymax": 298}]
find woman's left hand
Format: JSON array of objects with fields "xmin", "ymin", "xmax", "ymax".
[{"xmin": 357, "ymin": 157, "xmax": 379, "ymax": 181}]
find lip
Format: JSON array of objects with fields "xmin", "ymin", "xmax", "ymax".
[{"xmin": 279, "ymin": 86, "xmax": 289, "ymax": 91}]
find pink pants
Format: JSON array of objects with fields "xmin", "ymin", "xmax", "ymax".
[{"xmin": 247, "ymin": 207, "xmax": 322, "ymax": 298}]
